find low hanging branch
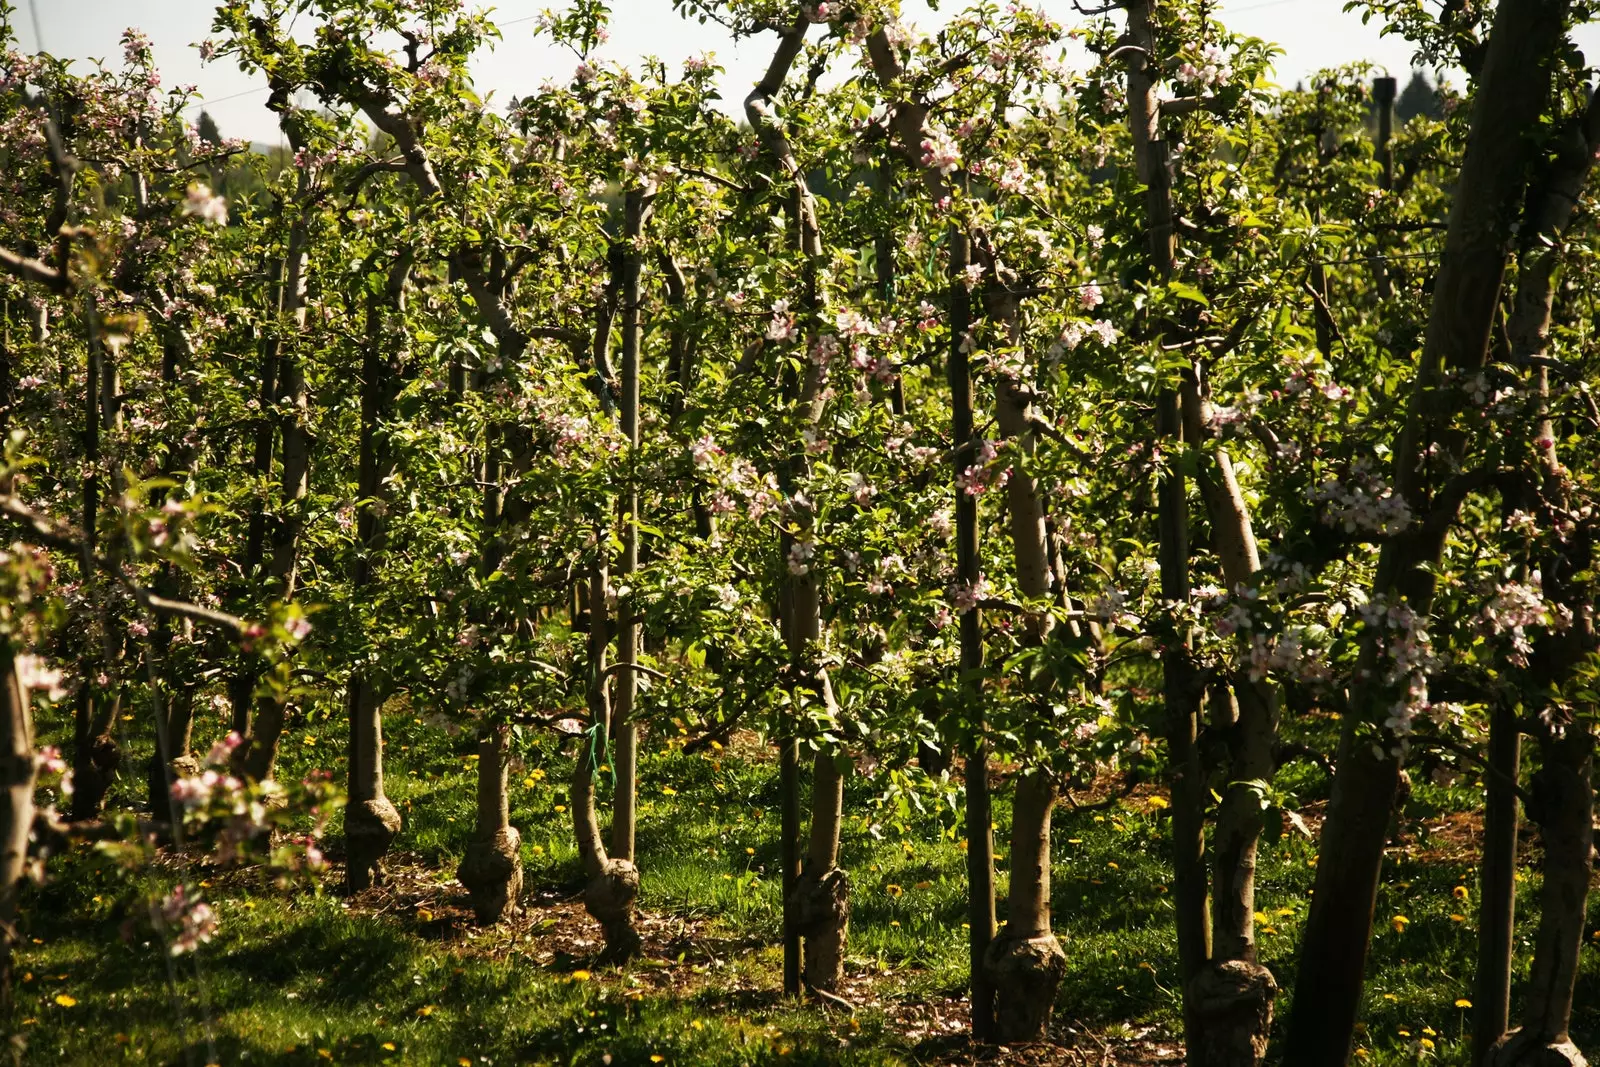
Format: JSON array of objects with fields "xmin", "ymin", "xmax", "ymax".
[{"xmin": 0, "ymin": 494, "xmax": 244, "ymax": 635}]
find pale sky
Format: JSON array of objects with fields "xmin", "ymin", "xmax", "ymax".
[{"xmin": 9, "ymin": 0, "xmax": 1600, "ymax": 144}]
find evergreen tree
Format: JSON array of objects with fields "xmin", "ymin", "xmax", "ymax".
[{"xmin": 1395, "ymin": 69, "xmax": 1443, "ymax": 122}]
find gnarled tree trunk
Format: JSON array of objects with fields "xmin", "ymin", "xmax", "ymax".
[
  {"xmin": 573, "ymin": 562, "xmax": 641, "ymax": 958},
  {"xmin": 457, "ymin": 724, "xmax": 521, "ymax": 924}
]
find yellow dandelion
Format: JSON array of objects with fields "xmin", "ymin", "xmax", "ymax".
[
  {"xmin": 1455, "ymin": 998, "xmax": 1473, "ymax": 1009},
  {"xmin": 885, "ymin": 884, "xmax": 903, "ymax": 897},
  {"xmin": 1391, "ymin": 915, "xmax": 1409, "ymax": 933},
  {"xmin": 54, "ymin": 994, "xmax": 76, "ymax": 1008},
  {"xmin": 571, "ymin": 970, "xmax": 591, "ymax": 982}
]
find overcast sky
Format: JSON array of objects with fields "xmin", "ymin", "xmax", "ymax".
[{"xmin": 10, "ymin": 0, "xmax": 1600, "ymax": 144}]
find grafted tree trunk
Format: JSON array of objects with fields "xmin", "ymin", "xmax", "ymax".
[
  {"xmin": 982, "ymin": 309, "xmax": 1066, "ymax": 1041},
  {"xmin": 0, "ymin": 646, "xmax": 36, "ymax": 1013},
  {"xmin": 1123, "ymin": 7, "xmax": 1211, "ymax": 1057},
  {"xmin": 797, "ymin": 744, "xmax": 848, "ymax": 991},
  {"xmin": 747, "ymin": 10, "xmax": 850, "ymax": 996},
  {"xmin": 573, "ymin": 562, "xmax": 641, "ymax": 958},
  {"xmin": 345, "ymin": 250, "xmax": 414, "ymax": 892},
  {"xmin": 863, "ymin": 27, "xmax": 995, "ymax": 1036},
  {"xmin": 456, "ymin": 724, "xmax": 521, "ymax": 924},
  {"xmin": 986, "ymin": 768, "xmax": 1065, "ymax": 1041},
  {"xmin": 1180, "ymin": 362, "xmax": 1280, "ymax": 1064},
  {"xmin": 1285, "ymin": 0, "xmax": 1574, "ymax": 1059},
  {"xmin": 1489, "ymin": 727, "xmax": 1593, "ymax": 1067}
]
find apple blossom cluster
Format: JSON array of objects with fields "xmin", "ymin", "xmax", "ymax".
[
  {"xmin": 14, "ymin": 653, "xmax": 68, "ymax": 702},
  {"xmin": 1175, "ymin": 45, "xmax": 1233, "ymax": 90},
  {"xmin": 956, "ymin": 439, "xmax": 1011, "ymax": 497},
  {"xmin": 1048, "ymin": 318, "xmax": 1118, "ymax": 360},
  {"xmin": 950, "ymin": 575, "xmax": 987, "ymax": 615},
  {"xmin": 920, "ymin": 127, "xmax": 962, "ymax": 176},
  {"xmin": 181, "ymin": 183, "xmax": 228, "ymax": 227},
  {"xmin": 1088, "ymin": 588, "xmax": 1137, "ymax": 628},
  {"xmin": 885, "ymin": 431, "xmax": 944, "ymax": 468},
  {"xmin": 1352, "ymin": 594, "xmax": 1440, "ymax": 742},
  {"xmin": 154, "ymin": 884, "xmax": 218, "ymax": 956},
  {"xmin": 1480, "ymin": 572, "xmax": 1569, "ymax": 667},
  {"xmin": 787, "ymin": 540, "xmax": 816, "ymax": 577},
  {"xmin": 767, "ymin": 299, "xmax": 800, "ymax": 342},
  {"xmin": 1310, "ymin": 460, "xmax": 1413, "ymax": 536}
]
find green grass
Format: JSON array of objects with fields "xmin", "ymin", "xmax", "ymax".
[{"xmin": 13, "ymin": 706, "xmax": 1600, "ymax": 1065}]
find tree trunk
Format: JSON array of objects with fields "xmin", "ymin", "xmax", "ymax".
[
  {"xmin": 1195, "ymin": 675, "xmax": 1279, "ymax": 1067},
  {"xmin": 345, "ymin": 676, "xmax": 401, "ymax": 892},
  {"xmin": 234, "ymin": 180, "xmax": 311, "ymax": 753},
  {"xmin": 1285, "ymin": 0, "xmax": 1572, "ymax": 1059},
  {"xmin": 748, "ymin": 11, "xmax": 851, "ymax": 997},
  {"xmin": 1179, "ymin": 364, "xmax": 1280, "ymax": 1065},
  {"xmin": 147, "ymin": 685, "xmax": 199, "ymax": 822},
  {"xmin": 0, "ymin": 646, "xmax": 36, "ymax": 1014},
  {"xmin": 457, "ymin": 724, "xmax": 521, "ymax": 924},
  {"xmin": 71, "ymin": 295, "xmax": 119, "ymax": 821},
  {"xmin": 1474, "ymin": 704, "xmax": 1523, "ymax": 1065},
  {"xmin": 983, "ymin": 339, "xmax": 1066, "ymax": 1042},
  {"xmin": 779, "ymin": 727, "xmax": 802, "ymax": 996},
  {"xmin": 796, "ymin": 746, "xmax": 848, "ymax": 991},
  {"xmin": 985, "ymin": 770, "xmax": 1066, "ymax": 1041},
  {"xmin": 574, "ymin": 562, "xmax": 641, "ymax": 958},
  {"xmin": 238, "ymin": 699, "xmax": 285, "ymax": 784},
  {"xmin": 610, "ymin": 187, "xmax": 644, "ymax": 866},
  {"xmin": 345, "ymin": 250, "xmax": 413, "ymax": 892},
  {"xmin": 1489, "ymin": 727, "xmax": 1593, "ymax": 1067},
  {"xmin": 1124, "ymin": 4, "xmax": 1212, "ymax": 1048},
  {"xmin": 1472, "ymin": 89, "xmax": 1600, "ymax": 1067},
  {"xmin": 949, "ymin": 229, "xmax": 996, "ymax": 1040}
]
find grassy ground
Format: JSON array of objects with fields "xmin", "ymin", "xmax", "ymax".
[{"xmin": 11, "ymin": 703, "xmax": 1599, "ymax": 1065}]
